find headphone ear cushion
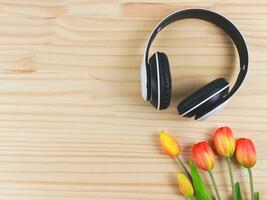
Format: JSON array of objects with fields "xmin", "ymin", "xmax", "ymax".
[
  {"xmin": 195, "ymin": 98, "xmax": 228, "ymax": 120},
  {"xmin": 149, "ymin": 52, "xmax": 172, "ymax": 110},
  {"xmin": 177, "ymin": 78, "xmax": 229, "ymax": 117}
]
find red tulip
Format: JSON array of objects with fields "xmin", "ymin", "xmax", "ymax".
[
  {"xmin": 192, "ymin": 141, "xmax": 215, "ymax": 171},
  {"xmin": 235, "ymin": 138, "xmax": 256, "ymax": 168},
  {"xmin": 213, "ymin": 127, "xmax": 236, "ymax": 157}
]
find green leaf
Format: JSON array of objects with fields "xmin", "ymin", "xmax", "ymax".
[
  {"xmin": 254, "ymin": 192, "xmax": 260, "ymax": 200},
  {"xmin": 189, "ymin": 162, "xmax": 213, "ymax": 200},
  {"xmin": 234, "ymin": 182, "xmax": 244, "ymax": 200}
]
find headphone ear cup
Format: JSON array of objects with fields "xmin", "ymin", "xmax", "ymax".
[
  {"xmin": 149, "ymin": 52, "xmax": 172, "ymax": 110},
  {"xmin": 195, "ymin": 98, "xmax": 228, "ymax": 120},
  {"xmin": 177, "ymin": 78, "xmax": 229, "ymax": 117}
]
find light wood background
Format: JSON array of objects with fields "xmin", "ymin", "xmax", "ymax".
[{"xmin": 0, "ymin": 0, "xmax": 266, "ymax": 199}]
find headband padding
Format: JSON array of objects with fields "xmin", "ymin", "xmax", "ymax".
[
  {"xmin": 149, "ymin": 52, "xmax": 172, "ymax": 109},
  {"xmin": 177, "ymin": 78, "xmax": 229, "ymax": 117}
]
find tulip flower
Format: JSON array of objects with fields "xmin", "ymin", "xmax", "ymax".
[
  {"xmin": 213, "ymin": 127, "xmax": 236, "ymax": 199},
  {"xmin": 236, "ymin": 138, "xmax": 257, "ymax": 200},
  {"xmin": 160, "ymin": 131, "xmax": 191, "ymax": 179},
  {"xmin": 213, "ymin": 126, "xmax": 236, "ymax": 158},
  {"xmin": 192, "ymin": 141, "xmax": 215, "ymax": 171},
  {"xmin": 236, "ymin": 138, "xmax": 256, "ymax": 168},
  {"xmin": 177, "ymin": 173, "xmax": 194, "ymax": 199},
  {"xmin": 192, "ymin": 141, "xmax": 221, "ymax": 200},
  {"xmin": 160, "ymin": 131, "xmax": 181, "ymax": 157}
]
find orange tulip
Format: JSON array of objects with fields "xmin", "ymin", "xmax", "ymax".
[
  {"xmin": 192, "ymin": 141, "xmax": 215, "ymax": 171},
  {"xmin": 177, "ymin": 173, "xmax": 194, "ymax": 199},
  {"xmin": 193, "ymin": 142, "xmax": 222, "ymax": 200},
  {"xmin": 160, "ymin": 131, "xmax": 181, "ymax": 157},
  {"xmin": 236, "ymin": 138, "xmax": 257, "ymax": 200},
  {"xmin": 213, "ymin": 127, "xmax": 236, "ymax": 157},
  {"xmin": 235, "ymin": 138, "xmax": 256, "ymax": 168}
]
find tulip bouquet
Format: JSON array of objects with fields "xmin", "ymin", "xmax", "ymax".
[{"xmin": 160, "ymin": 127, "xmax": 260, "ymax": 200}]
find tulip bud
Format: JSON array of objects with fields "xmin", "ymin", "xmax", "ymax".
[
  {"xmin": 235, "ymin": 138, "xmax": 256, "ymax": 168},
  {"xmin": 192, "ymin": 141, "xmax": 215, "ymax": 171},
  {"xmin": 160, "ymin": 131, "xmax": 180, "ymax": 157},
  {"xmin": 213, "ymin": 127, "xmax": 236, "ymax": 158},
  {"xmin": 177, "ymin": 173, "xmax": 194, "ymax": 198}
]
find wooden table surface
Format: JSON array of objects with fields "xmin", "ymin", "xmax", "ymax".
[{"xmin": 0, "ymin": 0, "xmax": 266, "ymax": 199}]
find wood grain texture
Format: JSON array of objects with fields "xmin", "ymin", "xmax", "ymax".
[{"xmin": 0, "ymin": 0, "xmax": 266, "ymax": 199}]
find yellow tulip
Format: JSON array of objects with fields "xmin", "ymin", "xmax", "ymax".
[
  {"xmin": 160, "ymin": 131, "xmax": 181, "ymax": 157},
  {"xmin": 177, "ymin": 173, "xmax": 194, "ymax": 199}
]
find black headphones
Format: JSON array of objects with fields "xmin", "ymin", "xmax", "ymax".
[{"xmin": 140, "ymin": 9, "xmax": 248, "ymax": 120}]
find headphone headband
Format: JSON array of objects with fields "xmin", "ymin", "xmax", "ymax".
[{"xmin": 141, "ymin": 8, "xmax": 248, "ymax": 102}]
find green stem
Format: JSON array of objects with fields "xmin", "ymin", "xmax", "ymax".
[
  {"xmin": 227, "ymin": 157, "xmax": 236, "ymax": 200},
  {"xmin": 175, "ymin": 156, "xmax": 192, "ymax": 180},
  {"xmin": 248, "ymin": 168, "xmax": 254, "ymax": 200},
  {"xmin": 208, "ymin": 171, "xmax": 222, "ymax": 200}
]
